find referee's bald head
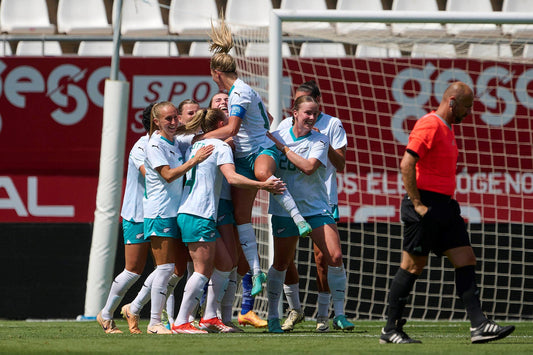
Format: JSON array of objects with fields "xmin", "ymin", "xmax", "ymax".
[{"xmin": 443, "ymin": 81, "xmax": 473, "ymax": 103}]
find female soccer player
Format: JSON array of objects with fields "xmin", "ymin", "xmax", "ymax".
[
  {"xmin": 143, "ymin": 101, "xmax": 213, "ymax": 334},
  {"xmin": 208, "ymin": 91, "xmax": 267, "ymax": 329},
  {"xmin": 96, "ymin": 104, "xmax": 154, "ymax": 334},
  {"xmin": 264, "ymin": 96, "xmax": 353, "ymax": 333},
  {"xmin": 171, "ymin": 108, "xmax": 285, "ymax": 333},
  {"xmin": 279, "ymin": 80, "xmax": 350, "ymax": 332},
  {"xmin": 199, "ymin": 17, "xmax": 311, "ymax": 297}
]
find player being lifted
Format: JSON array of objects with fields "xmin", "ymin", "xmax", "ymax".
[{"xmin": 196, "ymin": 16, "xmax": 312, "ymax": 297}]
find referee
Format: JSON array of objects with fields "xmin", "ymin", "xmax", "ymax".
[{"xmin": 380, "ymin": 81, "xmax": 515, "ymax": 344}]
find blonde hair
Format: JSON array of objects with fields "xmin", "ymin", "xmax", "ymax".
[
  {"xmin": 209, "ymin": 17, "xmax": 236, "ymax": 73},
  {"xmin": 176, "ymin": 108, "xmax": 226, "ymax": 135},
  {"xmin": 150, "ymin": 101, "xmax": 175, "ymax": 136}
]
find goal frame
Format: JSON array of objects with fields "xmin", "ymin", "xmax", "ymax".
[
  {"xmin": 257, "ymin": 9, "xmax": 533, "ymax": 321},
  {"xmin": 268, "ymin": 10, "xmax": 533, "ymax": 128}
]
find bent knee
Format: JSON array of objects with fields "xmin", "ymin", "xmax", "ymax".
[{"xmin": 329, "ymin": 252, "xmax": 343, "ymax": 267}]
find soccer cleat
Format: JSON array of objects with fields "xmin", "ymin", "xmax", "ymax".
[
  {"xmin": 281, "ymin": 308, "xmax": 305, "ymax": 331},
  {"xmin": 268, "ymin": 318, "xmax": 284, "ymax": 333},
  {"xmin": 172, "ymin": 321, "xmax": 208, "ymax": 334},
  {"xmin": 97, "ymin": 312, "xmax": 123, "ymax": 334},
  {"xmin": 198, "ymin": 317, "xmax": 234, "ymax": 333},
  {"xmin": 332, "ymin": 315, "xmax": 355, "ymax": 331},
  {"xmin": 223, "ymin": 321, "xmax": 245, "ymax": 333},
  {"xmin": 316, "ymin": 316, "xmax": 330, "ymax": 333},
  {"xmin": 297, "ymin": 221, "xmax": 312, "ymax": 238},
  {"xmin": 251, "ymin": 272, "xmax": 267, "ymax": 297},
  {"xmin": 238, "ymin": 310, "xmax": 268, "ymax": 328},
  {"xmin": 379, "ymin": 319, "xmax": 421, "ymax": 344},
  {"xmin": 470, "ymin": 319, "xmax": 515, "ymax": 344},
  {"xmin": 147, "ymin": 323, "xmax": 173, "ymax": 335},
  {"xmin": 120, "ymin": 304, "xmax": 142, "ymax": 334}
]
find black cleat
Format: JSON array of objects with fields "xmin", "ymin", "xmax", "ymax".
[
  {"xmin": 470, "ymin": 320, "xmax": 515, "ymax": 344},
  {"xmin": 379, "ymin": 319, "xmax": 421, "ymax": 344}
]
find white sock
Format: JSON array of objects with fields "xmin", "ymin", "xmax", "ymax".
[
  {"xmin": 101, "ymin": 269, "xmax": 140, "ymax": 320},
  {"xmin": 204, "ymin": 269, "xmax": 230, "ymax": 320},
  {"xmin": 165, "ymin": 273, "xmax": 182, "ymax": 322},
  {"xmin": 237, "ymin": 223, "xmax": 261, "ymax": 275},
  {"xmin": 268, "ymin": 175, "xmax": 305, "ymax": 224},
  {"xmin": 328, "ymin": 264, "xmax": 347, "ymax": 317},
  {"xmin": 283, "ymin": 283, "xmax": 301, "ymax": 311},
  {"xmin": 221, "ymin": 267, "xmax": 238, "ymax": 323},
  {"xmin": 176, "ymin": 272, "xmax": 208, "ymax": 326},
  {"xmin": 130, "ymin": 269, "xmax": 157, "ymax": 315},
  {"xmin": 267, "ymin": 266, "xmax": 286, "ymax": 320},
  {"xmin": 187, "ymin": 261, "xmax": 194, "ymax": 279},
  {"xmin": 149, "ymin": 263, "xmax": 174, "ymax": 326},
  {"xmin": 317, "ymin": 292, "xmax": 331, "ymax": 318}
]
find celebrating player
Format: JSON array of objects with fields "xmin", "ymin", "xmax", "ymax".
[
  {"xmin": 264, "ymin": 96, "xmax": 352, "ymax": 333},
  {"xmin": 171, "ymin": 108, "xmax": 285, "ymax": 333},
  {"xmin": 143, "ymin": 101, "xmax": 213, "ymax": 334},
  {"xmin": 278, "ymin": 80, "xmax": 350, "ymax": 332},
  {"xmin": 198, "ymin": 17, "xmax": 312, "ymax": 297}
]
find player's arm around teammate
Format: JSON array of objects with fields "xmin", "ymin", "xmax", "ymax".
[
  {"xmin": 264, "ymin": 96, "xmax": 352, "ymax": 333},
  {"xmin": 143, "ymin": 102, "xmax": 213, "ymax": 335},
  {"xmin": 279, "ymin": 81, "xmax": 349, "ymax": 332},
  {"xmin": 172, "ymin": 108, "xmax": 285, "ymax": 334},
  {"xmin": 195, "ymin": 17, "xmax": 311, "ymax": 298}
]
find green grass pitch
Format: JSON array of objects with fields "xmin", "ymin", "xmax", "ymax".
[{"xmin": 0, "ymin": 319, "xmax": 531, "ymax": 354}]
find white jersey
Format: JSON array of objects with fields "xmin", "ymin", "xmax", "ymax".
[
  {"xmin": 278, "ymin": 112, "xmax": 347, "ymax": 205},
  {"xmin": 268, "ymin": 127, "xmax": 330, "ymax": 217},
  {"xmin": 144, "ymin": 132, "xmax": 185, "ymax": 219},
  {"xmin": 176, "ymin": 133, "xmax": 194, "ymax": 157},
  {"xmin": 229, "ymin": 78, "xmax": 275, "ymax": 158},
  {"xmin": 121, "ymin": 134, "xmax": 148, "ymax": 222},
  {"xmin": 178, "ymin": 139, "xmax": 234, "ymax": 221}
]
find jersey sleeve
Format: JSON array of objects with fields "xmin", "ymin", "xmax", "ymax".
[
  {"xmin": 230, "ymin": 86, "xmax": 252, "ymax": 114},
  {"xmin": 406, "ymin": 116, "xmax": 438, "ymax": 160},
  {"xmin": 130, "ymin": 136, "xmax": 147, "ymax": 170},
  {"xmin": 309, "ymin": 133, "xmax": 329, "ymax": 167},
  {"xmin": 216, "ymin": 141, "xmax": 235, "ymax": 166},
  {"xmin": 328, "ymin": 117, "xmax": 347, "ymax": 150},
  {"xmin": 146, "ymin": 139, "xmax": 169, "ymax": 169}
]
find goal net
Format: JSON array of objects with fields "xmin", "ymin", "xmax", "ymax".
[{"xmin": 230, "ymin": 11, "xmax": 533, "ymax": 322}]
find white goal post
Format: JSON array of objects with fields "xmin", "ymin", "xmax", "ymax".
[{"xmin": 226, "ymin": 10, "xmax": 533, "ymax": 322}]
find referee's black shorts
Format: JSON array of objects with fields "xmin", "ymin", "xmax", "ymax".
[{"xmin": 401, "ymin": 189, "xmax": 471, "ymax": 257}]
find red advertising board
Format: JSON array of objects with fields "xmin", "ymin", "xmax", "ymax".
[{"xmin": 0, "ymin": 57, "xmax": 531, "ymax": 223}]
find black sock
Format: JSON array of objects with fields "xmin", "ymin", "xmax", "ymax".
[
  {"xmin": 385, "ymin": 268, "xmax": 418, "ymax": 331},
  {"xmin": 455, "ymin": 265, "xmax": 487, "ymax": 328}
]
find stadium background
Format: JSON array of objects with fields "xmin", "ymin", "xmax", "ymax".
[{"xmin": 0, "ymin": 0, "xmax": 532, "ymax": 322}]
